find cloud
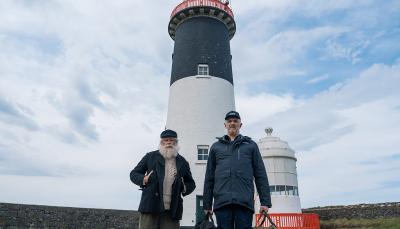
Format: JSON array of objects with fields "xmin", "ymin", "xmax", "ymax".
[
  {"xmin": 231, "ymin": 0, "xmax": 400, "ymax": 98},
  {"xmin": 0, "ymin": 141, "xmax": 87, "ymax": 177},
  {"xmin": 0, "ymin": 150, "xmax": 54, "ymax": 177},
  {"xmin": 64, "ymin": 101, "xmax": 98, "ymax": 141},
  {"xmin": 265, "ymin": 62, "xmax": 399, "ymax": 147},
  {"xmin": 233, "ymin": 26, "xmax": 347, "ymax": 85},
  {"xmin": 76, "ymin": 79, "xmax": 106, "ymax": 110},
  {"xmin": 244, "ymin": 62, "xmax": 400, "ymax": 207},
  {"xmin": 0, "ymin": 174, "xmax": 142, "ymax": 210},
  {"xmin": 306, "ymin": 74, "xmax": 329, "ymax": 84},
  {"xmin": 44, "ymin": 125, "xmax": 79, "ymax": 144},
  {"xmin": 325, "ymin": 38, "xmax": 367, "ymax": 64},
  {"xmin": 236, "ymin": 93, "xmax": 299, "ymax": 126},
  {"xmin": 0, "ymin": 97, "xmax": 40, "ymax": 131}
]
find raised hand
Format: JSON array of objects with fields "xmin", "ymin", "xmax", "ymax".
[{"xmin": 143, "ymin": 170, "xmax": 154, "ymax": 185}]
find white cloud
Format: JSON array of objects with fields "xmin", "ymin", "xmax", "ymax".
[
  {"xmin": 236, "ymin": 93, "xmax": 299, "ymax": 126},
  {"xmin": 0, "ymin": 97, "xmax": 40, "ymax": 131},
  {"xmin": 232, "ymin": 24, "xmax": 349, "ymax": 85},
  {"xmin": 0, "ymin": 0, "xmax": 173, "ymax": 209},
  {"xmin": 306, "ymin": 74, "xmax": 329, "ymax": 84},
  {"xmin": 247, "ymin": 62, "xmax": 400, "ymax": 207},
  {"xmin": 0, "ymin": 174, "xmax": 141, "ymax": 210}
]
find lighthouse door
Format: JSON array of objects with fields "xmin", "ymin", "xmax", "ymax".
[{"xmin": 196, "ymin": 195, "xmax": 205, "ymax": 224}]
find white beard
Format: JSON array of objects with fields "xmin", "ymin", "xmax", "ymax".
[{"xmin": 159, "ymin": 144, "xmax": 179, "ymax": 159}]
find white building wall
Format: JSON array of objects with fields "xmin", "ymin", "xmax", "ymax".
[
  {"xmin": 254, "ymin": 134, "xmax": 302, "ymax": 215},
  {"xmin": 267, "ymin": 157, "xmax": 298, "ymax": 186},
  {"xmin": 269, "ymin": 196, "xmax": 302, "ymax": 213},
  {"xmin": 166, "ymin": 75, "xmax": 235, "ymax": 226}
]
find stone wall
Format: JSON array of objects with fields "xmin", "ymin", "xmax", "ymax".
[
  {"xmin": 303, "ymin": 202, "xmax": 400, "ymax": 220},
  {"xmin": 0, "ymin": 203, "xmax": 139, "ymax": 229},
  {"xmin": 2, "ymin": 202, "xmax": 400, "ymax": 228}
]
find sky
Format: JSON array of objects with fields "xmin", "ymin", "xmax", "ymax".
[{"xmin": 0, "ymin": 0, "xmax": 399, "ymax": 210}]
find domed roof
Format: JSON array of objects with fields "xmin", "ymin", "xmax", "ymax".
[{"xmin": 257, "ymin": 127, "xmax": 297, "ymax": 160}]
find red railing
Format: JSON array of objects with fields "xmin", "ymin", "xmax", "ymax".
[
  {"xmin": 171, "ymin": 0, "xmax": 234, "ymax": 18},
  {"xmin": 255, "ymin": 213, "xmax": 320, "ymax": 229}
]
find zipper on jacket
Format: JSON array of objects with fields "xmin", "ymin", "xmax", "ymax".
[{"xmin": 228, "ymin": 142, "xmax": 233, "ymax": 200}]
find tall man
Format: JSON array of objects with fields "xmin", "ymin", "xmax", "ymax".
[
  {"xmin": 203, "ymin": 111, "xmax": 272, "ymax": 229},
  {"xmin": 130, "ymin": 129, "xmax": 196, "ymax": 229}
]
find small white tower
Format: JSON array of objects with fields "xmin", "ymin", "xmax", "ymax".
[{"xmin": 255, "ymin": 127, "xmax": 302, "ymax": 213}]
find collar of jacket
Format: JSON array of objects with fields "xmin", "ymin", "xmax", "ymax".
[{"xmin": 217, "ymin": 134, "xmax": 251, "ymax": 145}]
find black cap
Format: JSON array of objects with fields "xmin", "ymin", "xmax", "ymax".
[
  {"xmin": 160, "ymin": 129, "xmax": 177, "ymax": 138},
  {"xmin": 225, "ymin": 111, "xmax": 241, "ymax": 120}
]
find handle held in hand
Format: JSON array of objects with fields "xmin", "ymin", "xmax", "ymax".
[{"xmin": 256, "ymin": 212, "xmax": 277, "ymax": 229}]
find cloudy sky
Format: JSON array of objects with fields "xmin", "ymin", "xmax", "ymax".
[{"xmin": 0, "ymin": 0, "xmax": 399, "ymax": 210}]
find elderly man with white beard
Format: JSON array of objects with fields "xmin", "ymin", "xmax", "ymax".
[{"xmin": 130, "ymin": 129, "xmax": 196, "ymax": 229}]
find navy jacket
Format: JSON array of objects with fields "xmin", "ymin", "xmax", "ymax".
[
  {"xmin": 203, "ymin": 135, "xmax": 272, "ymax": 212},
  {"xmin": 130, "ymin": 151, "xmax": 196, "ymax": 220}
]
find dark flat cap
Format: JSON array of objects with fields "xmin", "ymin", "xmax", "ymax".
[
  {"xmin": 160, "ymin": 129, "xmax": 177, "ymax": 138},
  {"xmin": 225, "ymin": 111, "xmax": 241, "ymax": 120}
]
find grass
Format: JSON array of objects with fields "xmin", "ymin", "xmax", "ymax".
[{"xmin": 320, "ymin": 217, "xmax": 400, "ymax": 229}]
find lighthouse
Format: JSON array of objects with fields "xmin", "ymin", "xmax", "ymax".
[
  {"xmin": 165, "ymin": 0, "xmax": 236, "ymax": 225},
  {"xmin": 255, "ymin": 128, "xmax": 302, "ymax": 213}
]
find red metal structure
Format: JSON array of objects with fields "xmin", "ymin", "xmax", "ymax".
[
  {"xmin": 171, "ymin": 0, "xmax": 234, "ymax": 18},
  {"xmin": 255, "ymin": 213, "xmax": 320, "ymax": 229},
  {"xmin": 169, "ymin": 0, "xmax": 236, "ymax": 40}
]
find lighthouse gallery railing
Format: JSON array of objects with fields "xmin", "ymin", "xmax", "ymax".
[{"xmin": 171, "ymin": 0, "xmax": 234, "ymax": 18}]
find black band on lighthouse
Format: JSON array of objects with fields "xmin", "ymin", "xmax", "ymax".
[{"xmin": 170, "ymin": 17, "xmax": 233, "ymax": 86}]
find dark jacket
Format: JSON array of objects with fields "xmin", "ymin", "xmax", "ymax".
[
  {"xmin": 130, "ymin": 150, "xmax": 196, "ymax": 220},
  {"xmin": 203, "ymin": 135, "xmax": 271, "ymax": 212}
]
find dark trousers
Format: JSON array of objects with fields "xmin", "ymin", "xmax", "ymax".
[{"xmin": 214, "ymin": 204, "xmax": 253, "ymax": 229}]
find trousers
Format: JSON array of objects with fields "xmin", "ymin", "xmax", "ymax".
[
  {"xmin": 139, "ymin": 211, "xmax": 180, "ymax": 229},
  {"xmin": 214, "ymin": 204, "xmax": 253, "ymax": 229}
]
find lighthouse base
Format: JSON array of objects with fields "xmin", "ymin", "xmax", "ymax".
[{"xmin": 166, "ymin": 75, "xmax": 235, "ymax": 226}]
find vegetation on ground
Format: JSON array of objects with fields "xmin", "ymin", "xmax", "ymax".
[{"xmin": 320, "ymin": 217, "xmax": 400, "ymax": 229}]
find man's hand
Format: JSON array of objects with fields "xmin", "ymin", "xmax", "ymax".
[
  {"xmin": 204, "ymin": 209, "xmax": 213, "ymax": 216},
  {"xmin": 143, "ymin": 170, "xmax": 153, "ymax": 185},
  {"xmin": 259, "ymin": 206, "xmax": 269, "ymax": 214}
]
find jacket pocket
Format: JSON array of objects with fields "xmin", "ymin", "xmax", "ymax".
[
  {"xmin": 213, "ymin": 170, "xmax": 230, "ymax": 197},
  {"xmin": 139, "ymin": 170, "xmax": 161, "ymax": 212},
  {"xmin": 139, "ymin": 186, "xmax": 161, "ymax": 213},
  {"xmin": 235, "ymin": 170, "xmax": 254, "ymax": 203}
]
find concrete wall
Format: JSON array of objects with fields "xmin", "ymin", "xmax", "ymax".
[
  {"xmin": 0, "ymin": 203, "xmax": 139, "ymax": 229},
  {"xmin": 303, "ymin": 202, "xmax": 400, "ymax": 220}
]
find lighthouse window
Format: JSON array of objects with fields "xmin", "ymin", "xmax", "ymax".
[
  {"xmin": 197, "ymin": 145, "xmax": 209, "ymax": 160},
  {"xmin": 269, "ymin": 185, "xmax": 299, "ymax": 196},
  {"xmin": 198, "ymin": 64, "xmax": 209, "ymax": 75},
  {"xmin": 269, "ymin": 185, "xmax": 275, "ymax": 192},
  {"xmin": 294, "ymin": 186, "xmax": 299, "ymax": 196},
  {"xmin": 277, "ymin": 185, "xmax": 286, "ymax": 195},
  {"xmin": 286, "ymin": 186, "xmax": 294, "ymax": 195},
  {"xmin": 269, "ymin": 186, "xmax": 278, "ymax": 196}
]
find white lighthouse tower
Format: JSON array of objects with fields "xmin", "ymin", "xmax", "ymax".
[
  {"xmin": 255, "ymin": 127, "xmax": 302, "ymax": 213},
  {"xmin": 165, "ymin": 0, "xmax": 236, "ymax": 226}
]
